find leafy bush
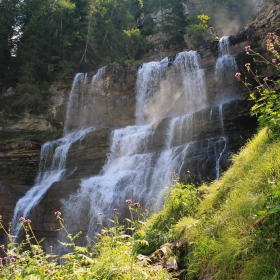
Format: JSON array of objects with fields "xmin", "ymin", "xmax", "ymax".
[
  {"xmin": 236, "ymin": 32, "xmax": 280, "ymax": 137},
  {"xmin": 137, "ymin": 174, "xmax": 200, "ymax": 255}
]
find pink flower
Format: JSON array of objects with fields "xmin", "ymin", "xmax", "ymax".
[
  {"xmin": 0, "ymin": 258, "xmax": 2, "ymax": 262},
  {"xmin": 114, "ymin": 208, "xmax": 118, "ymax": 212},
  {"xmin": 0, "ymin": 245, "xmax": 4, "ymax": 249},
  {"xmin": 49, "ymin": 245, "xmax": 53, "ymax": 250},
  {"xmin": 235, "ymin": 72, "xmax": 241, "ymax": 78},
  {"xmin": 125, "ymin": 199, "xmax": 132, "ymax": 205},
  {"xmin": 25, "ymin": 219, "xmax": 31, "ymax": 223},
  {"xmin": 245, "ymin": 45, "xmax": 250, "ymax": 51},
  {"xmin": 272, "ymin": 58, "xmax": 276, "ymax": 63},
  {"xmin": 0, "ymin": 215, "xmax": 2, "ymax": 219},
  {"xmin": 19, "ymin": 217, "xmax": 25, "ymax": 221},
  {"xmin": 45, "ymin": 269, "xmax": 51, "ymax": 274},
  {"xmin": 245, "ymin": 63, "xmax": 250, "ymax": 67},
  {"xmin": 134, "ymin": 202, "xmax": 141, "ymax": 208},
  {"xmin": 3, "ymin": 257, "xmax": 7, "ymax": 260},
  {"xmin": 99, "ymin": 213, "xmax": 102, "ymax": 216},
  {"xmin": 54, "ymin": 211, "xmax": 61, "ymax": 216},
  {"xmin": 10, "ymin": 258, "xmax": 16, "ymax": 262},
  {"xmin": 263, "ymin": 77, "xmax": 268, "ymax": 82}
]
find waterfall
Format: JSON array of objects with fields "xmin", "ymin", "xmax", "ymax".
[
  {"xmin": 11, "ymin": 70, "xmax": 106, "ymax": 237},
  {"xmin": 136, "ymin": 51, "xmax": 207, "ymax": 124},
  {"xmin": 215, "ymin": 36, "xmax": 237, "ymax": 95},
  {"xmin": 11, "ymin": 48, "xmax": 236, "ymax": 239},
  {"xmin": 215, "ymin": 105, "xmax": 227, "ymax": 179},
  {"xmin": 61, "ymin": 50, "xmax": 209, "ymax": 236},
  {"xmin": 11, "ymin": 127, "xmax": 95, "ymax": 237},
  {"xmin": 64, "ymin": 67, "xmax": 106, "ymax": 132},
  {"xmin": 212, "ymin": 37, "xmax": 238, "ymax": 179}
]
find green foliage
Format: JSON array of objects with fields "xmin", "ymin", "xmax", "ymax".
[
  {"xmin": 0, "ymin": 206, "xmax": 169, "ymax": 279},
  {"xmin": 0, "ymin": 0, "xmax": 147, "ymax": 113},
  {"xmin": 1, "ymin": 130, "xmax": 280, "ymax": 279},
  {"xmin": 137, "ymin": 175, "xmax": 200, "ymax": 255},
  {"xmin": 184, "ymin": 129, "xmax": 280, "ymax": 279},
  {"xmin": 123, "ymin": 28, "xmax": 143, "ymax": 60},
  {"xmin": 186, "ymin": 14, "xmax": 210, "ymax": 36},
  {"xmin": 0, "ymin": 0, "xmax": 20, "ymax": 88},
  {"xmin": 236, "ymin": 33, "xmax": 280, "ymax": 137}
]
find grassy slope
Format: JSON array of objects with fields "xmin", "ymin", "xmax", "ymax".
[
  {"xmin": 1, "ymin": 129, "xmax": 279, "ymax": 279},
  {"xmin": 144, "ymin": 128, "xmax": 280, "ymax": 279}
]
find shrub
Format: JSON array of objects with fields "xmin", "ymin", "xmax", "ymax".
[{"xmin": 236, "ymin": 32, "xmax": 280, "ymax": 137}]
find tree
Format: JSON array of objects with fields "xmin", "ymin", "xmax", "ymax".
[
  {"xmin": 123, "ymin": 28, "xmax": 142, "ymax": 60},
  {"xmin": 0, "ymin": 0, "xmax": 20, "ymax": 90}
]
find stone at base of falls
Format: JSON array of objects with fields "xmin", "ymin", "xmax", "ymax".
[
  {"xmin": 0, "ymin": 181, "xmax": 31, "ymax": 241},
  {"xmin": 24, "ymin": 179, "xmax": 81, "ymax": 239},
  {"xmin": 66, "ymin": 127, "xmax": 112, "ymax": 179}
]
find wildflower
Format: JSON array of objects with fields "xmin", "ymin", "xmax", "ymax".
[
  {"xmin": 99, "ymin": 213, "xmax": 102, "ymax": 216},
  {"xmin": 0, "ymin": 215, "xmax": 2, "ymax": 219},
  {"xmin": 45, "ymin": 269, "xmax": 51, "ymax": 274},
  {"xmin": 125, "ymin": 199, "xmax": 132, "ymax": 205},
  {"xmin": 245, "ymin": 45, "xmax": 250, "ymax": 52},
  {"xmin": 3, "ymin": 257, "xmax": 7, "ymax": 260},
  {"xmin": 272, "ymin": 58, "xmax": 276, "ymax": 63},
  {"xmin": 54, "ymin": 211, "xmax": 61, "ymax": 216},
  {"xmin": 49, "ymin": 245, "xmax": 53, "ymax": 250},
  {"xmin": 263, "ymin": 77, "xmax": 268, "ymax": 82},
  {"xmin": 245, "ymin": 63, "xmax": 250, "ymax": 67},
  {"xmin": 85, "ymin": 236, "xmax": 89, "ymax": 239},
  {"xmin": 25, "ymin": 219, "xmax": 31, "ymax": 223},
  {"xmin": 114, "ymin": 208, "xmax": 118, "ymax": 212},
  {"xmin": 187, "ymin": 170, "xmax": 190, "ymax": 174},
  {"xmin": 134, "ymin": 202, "xmax": 141, "ymax": 208},
  {"xmin": 0, "ymin": 245, "xmax": 4, "ymax": 249},
  {"xmin": 10, "ymin": 258, "xmax": 16, "ymax": 262},
  {"xmin": 235, "ymin": 72, "xmax": 241, "ymax": 78},
  {"xmin": 19, "ymin": 217, "xmax": 25, "ymax": 221}
]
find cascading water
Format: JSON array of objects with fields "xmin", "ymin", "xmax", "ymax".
[
  {"xmin": 11, "ymin": 46, "xmax": 241, "ymax": 239},
  {"xmin": 61, "ymin": 51, "xmax": 209, "ymax": 236},
  {"xmin": 11, "ymin": 70, "xmax": 106, "ymax": 237},
  {"xmin": 215, "ymin": 36, "xmax": 237, "ymax": 94},
  {"xmin": 213, "ymin": 36, "xmax": 238, "ymax": 179}
]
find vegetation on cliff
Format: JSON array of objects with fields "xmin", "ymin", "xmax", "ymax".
[
  {"xmin": 0, "ymin": 0, "xmax": 259, "ymax": 114},
  {"xmin": 1, "ymin": 127, "xmax": 279, "ymax": 279}
]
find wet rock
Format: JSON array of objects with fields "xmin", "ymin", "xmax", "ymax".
[{"xmin": 0, "ymin": 140, "xmax": 41, "ymax": 185}]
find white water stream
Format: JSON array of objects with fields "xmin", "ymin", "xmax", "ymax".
[
  {"xmin": 11, "ymin": 46, "xmax": 238, "ymax": 237},
  {"xmin": 62, "ymin": 51, "xmax": 208, "ymax": 235}
]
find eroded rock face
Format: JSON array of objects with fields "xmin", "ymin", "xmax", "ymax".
[
  {"xmin": 0, "ymin": 140, "xmax": 42, "ymax": 185},
  {"xmin": 0, "ymin": 181, "xmax": 31, "ymax": 242}
]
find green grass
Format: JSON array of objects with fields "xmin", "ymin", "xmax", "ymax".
[
  {"xmin": 183, "ymin": 128, "xmax": 280, "ymax": 279},
  {"xmin": 1, "ymin": 128, "xmax": 279, "ymax": 279}
]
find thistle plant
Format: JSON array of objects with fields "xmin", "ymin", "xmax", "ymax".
[
  {"xmin": 235, "ymin": 32, "xmax": 280, "ymax": 136},
  {"xmin": 0, "ymin": 202, "xmax": 168, "ymax": 279}
]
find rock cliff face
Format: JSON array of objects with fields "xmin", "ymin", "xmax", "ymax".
[{"xmin": 1, "ymin": 0, "xmax": 279, "ymax": 243}]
